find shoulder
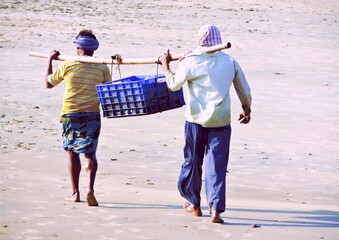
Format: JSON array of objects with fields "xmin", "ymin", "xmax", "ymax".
[
  {"xmin": 216, "ymin": 51, "xmax": 233, "ymax": 60},
  {"xmin": 58, "ymin": 60, "xmax": 77, "ymax": 69},
  {"xmin": 186, "ymin": 49, "xmax": 231, "ymax": 58},
  {"xmin": 100, "ymin": 63, "xmax": 110, "ymax": 70},
  {"xmin": 88, "ymin": 63, "xmax": 110, "ymax": 69}
]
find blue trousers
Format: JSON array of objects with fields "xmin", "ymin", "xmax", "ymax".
[{"xmin": 178, "ymin": 121, "xmax": 231, "ymax": 212}]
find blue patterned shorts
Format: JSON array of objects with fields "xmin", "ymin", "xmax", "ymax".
[{"xmin": 61, "ymin": 112, "xmax": 101, "ymax": 154}]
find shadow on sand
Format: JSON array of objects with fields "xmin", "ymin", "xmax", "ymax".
[{"xmin": 98, "ymin": 202, "xmax": 339, "ymax": 227}]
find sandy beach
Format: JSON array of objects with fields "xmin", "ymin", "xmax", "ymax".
[{"xmin": 1, "ymin": 0, "xmax": 339, "ymax": 239}]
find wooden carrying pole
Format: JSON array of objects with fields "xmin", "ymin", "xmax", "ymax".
[{"xmin": 28, "ymin": 42, "xmax": 231, "ymax": 65}]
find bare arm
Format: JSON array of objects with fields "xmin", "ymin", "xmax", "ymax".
[
  {"xmin": 233, "ymin": 60, "xmax": 252, "ymax": 124},
  {"xmin": 45, "ymin": 50, "xmax": 60, "ymax": 88},
  {"xmin": 160, "ymin": 49, "xmax": 172, "ymax": 72}
]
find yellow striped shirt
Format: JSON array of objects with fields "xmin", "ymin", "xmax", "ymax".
[{"xmin": 48, "ymin": 60, "xmax": 111, "ymax": 116}]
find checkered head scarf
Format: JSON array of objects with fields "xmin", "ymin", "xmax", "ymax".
[{"xmin": 197, "ymin": 24, "xmax": 222, "ymax": 47}]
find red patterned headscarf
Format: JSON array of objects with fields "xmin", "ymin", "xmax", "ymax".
[{"xmin": 197, "ymin": 24, "xmax": 222, "ymax": 47}]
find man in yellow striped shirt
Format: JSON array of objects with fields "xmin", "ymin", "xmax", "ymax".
[{"xmin": 45, "ymin": 29, "xmax": 111, "ymax": 206}]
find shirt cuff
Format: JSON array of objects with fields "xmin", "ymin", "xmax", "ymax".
[{"xmin": 47, "ymin": 75, "xmax": 55, "ymax": 86}]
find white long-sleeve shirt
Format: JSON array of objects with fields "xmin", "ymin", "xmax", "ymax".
[{"xmin": 165, "ymin": 50, "xmax": 251, "ymax": 128}]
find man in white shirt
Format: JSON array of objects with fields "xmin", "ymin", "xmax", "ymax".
[{"xmin": 160, "ymin": 24, "xmax": 252, "ymax": 224}]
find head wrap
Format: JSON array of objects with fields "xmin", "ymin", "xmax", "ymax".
[
  {"xmin": 73, "ymin": 35, "xmax": 99, "ymax": 51},
  {"xmin": 197, "ymin": 24, "xmax": 222, "ymax": 47}
]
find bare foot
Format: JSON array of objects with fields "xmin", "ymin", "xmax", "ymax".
[
  {"xmin": 211, "ymin": 210, "xmax": 224, "ymax": 224},
  {"xmin": 64, "ymin": 193, "xmax": 80, "ymax": 202},
  {"xmin": 86, "ymin": 192, "xmax": 98, "ymax": 207},
  {"xmin": 183, "ymin": 202, "xmax": 202, "ymax": 216}
]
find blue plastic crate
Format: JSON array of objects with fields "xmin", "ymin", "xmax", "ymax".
[{"xmin": 96, "ymin": 74, "xmax": 185, "ymax": 118}]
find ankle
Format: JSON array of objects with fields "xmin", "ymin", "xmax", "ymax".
[
  {"xmin": 87, "ymin": 189, "xmax": 95, "ymax": 194},
  {"xmin": 73, "ymin": 191, "xmax": 80, "ymax": 196},
  {"xmin": 212, "ymin": 210, "xmax": 221, "ymax": 217}
]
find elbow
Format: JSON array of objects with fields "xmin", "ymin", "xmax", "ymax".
[
  {"xmin": 166, "ymin": 83, "xmax": 180, "ymax": 92},
  {"xmin": 169, "ymin": 86, "xmax": 181, "ymax": 92},
  {"xmin": 45, "ymin": 81, "xmax": 54, "ymax": 89},
  {"xmin": 166, "ymin": 79, "xmax": 182, "ymax": 92}
]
